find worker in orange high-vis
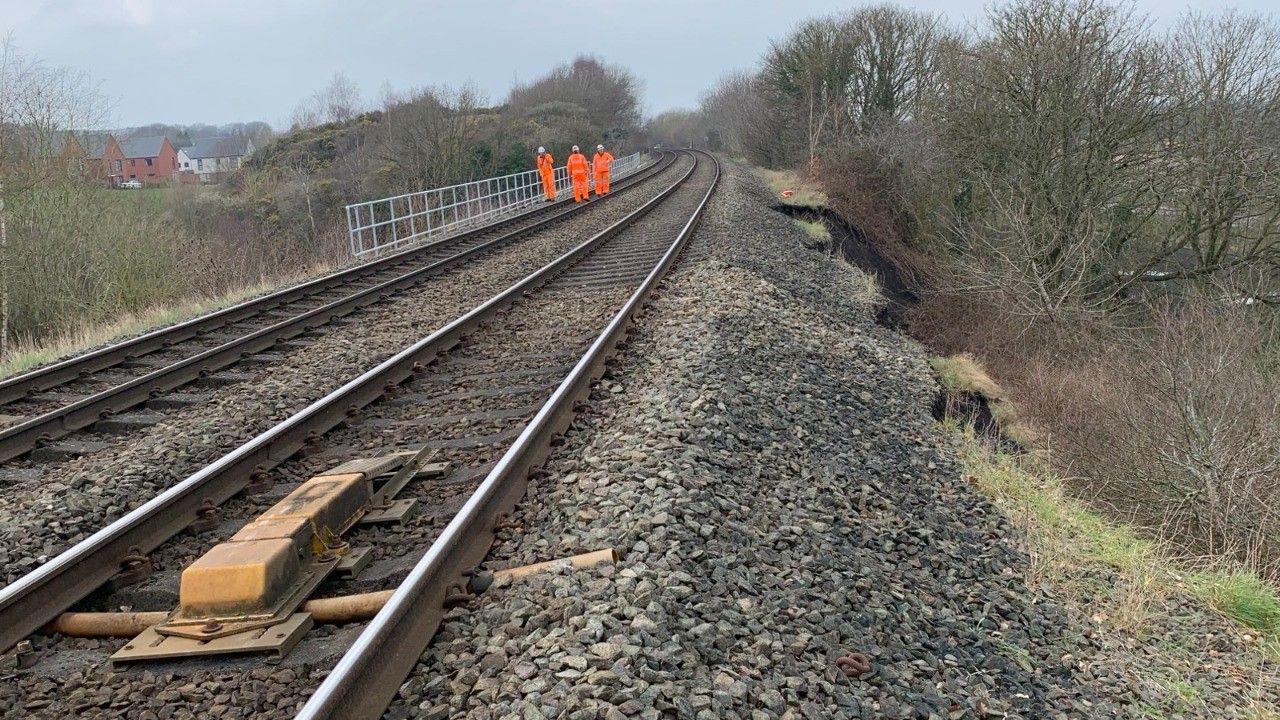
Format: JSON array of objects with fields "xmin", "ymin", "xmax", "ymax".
[
  {"xmin": 566, "ymin": 145, "xmax": 590, "ymax": 202},
  {"xmin": 592, "ymin": 144, "xmax": 614, "ymax": 197},
  {"xmin": 536, "ymin": 146, "xmax": 556, "ymax": 202}
]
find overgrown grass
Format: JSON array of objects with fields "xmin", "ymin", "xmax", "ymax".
[
  {"xmin": 3, "ymin": 181, "xmax": 347, "ymax": 362},
  {"xmin": 0, "ymin": 281, "xmax": 276, "ymax": 381},
  {"xmin": 942, "ymin": 353, "xmax": 1280, "ymax": 643},
  {"xmin": 1190, "ymin": 572, "xmax": 1280, "ymax": 636},
  {"xmin": 754, "ymin": 166, "xmax": 828, "ymax": 207},
  {"xmin": 930, "ymin": 353, "xmax": 1040, "ymax": 448},
  {"xmin": 792, "ymin": 217, "xmax": 831, "ymax": 243}
]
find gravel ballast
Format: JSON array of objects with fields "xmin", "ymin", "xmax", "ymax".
[
  {"xmin": 386, "ymin": 160, "xmax": 1274, "ymax": 719},
  {"xmin": 4, "ymin": 156, "xmax": 1273, "ymax": 718}
]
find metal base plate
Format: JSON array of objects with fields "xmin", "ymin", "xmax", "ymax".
[
  {"xmin": 111, "ymin": 613, "xmax": 313, "ymax": 665},
  {"xmin": 358, "ymin": 498, "xmax": 418, "ymax": 526},
  {"xmin": 334, "ymin": 546, "xmax": 371, "ymax": 578}
]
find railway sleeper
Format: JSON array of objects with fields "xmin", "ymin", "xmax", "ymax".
[{"xmin": 110, "ymin": 447, "xmax": 449, "ymax": 665}]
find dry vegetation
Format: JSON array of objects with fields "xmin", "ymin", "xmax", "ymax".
[
  {"xmin": 701, "ymin": 0, "xmax": 1280, "ymax": 585},
  {"xmin": 937, "ymin": 357, "xmax": 1280, "ymax": 716},
  {"xmin": 0, "ymin": 51, "xmax": 641, "ymax": 364}
]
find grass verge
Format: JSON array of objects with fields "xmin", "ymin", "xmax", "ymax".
[
  {"xmin": 792, "ymin": 218, "xmax": 831, "ymax": 243},
  {"xmin": 931, "ymin": 353, "xmax": 1039, "ymax": 449},
  {"xmin": 0, "ymin": 257, "xmax": 341, "ymax": 382},
  {"xmin": 937, "ymin": 351, "xmax": 1280, "ymax": 716},
  {"xmin": 754, "ymin": 166, "xmax": 828, "ymax": 207}
]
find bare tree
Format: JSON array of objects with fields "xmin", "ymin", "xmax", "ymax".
[
  {"xmin": 842, "ymin": 5, "xmax": 950, "ymax": 129},
  {"xmin": 763, "ymin": 18, "xmax": 858, "ymax": 168},
  {"xmin": 937, "ymin": 0, "xmax": 1166, "ymax": 317},
  {"xmin": 700, "ymin": 71, "xmax": 797, "ymax": 167},
  {"xmin": 507, "ymin": 56, "xmax": 641, "ymax": 145},
  {"xmin": 1152, "ymin": 11, "xmax": 1280, "ymax": 286},
  {"xmin": 291, "ymin": 72, "xmax": 363, "ymax": 129},
  {"xmin": 376, "ymin": 85, "xmax": 487, "ymax": 191},
  {"xmin": 0, "ymin": 37, "xmax": 105, "ymax": 355}
]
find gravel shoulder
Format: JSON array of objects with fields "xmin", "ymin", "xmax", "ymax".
[{"xmin": 388, "ymin": 158, "xmax": 1278, "ymax": 719}]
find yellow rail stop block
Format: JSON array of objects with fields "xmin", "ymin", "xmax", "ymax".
[
  {"xmin": 180, "ymin": 538, "xmax": 298, "ymax": 618},
  {"xmin": 178, "ymin": 472, "xmax": 372, "ymax": 621}
]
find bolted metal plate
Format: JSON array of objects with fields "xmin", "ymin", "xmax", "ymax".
[
  {"xmin": 333, "ymin": 546, "xmax": 372, "ymax": 579},
  {"xmin": 357, "ymin": 498, "xmax": 418, "ymax": 526},
  {"xmin": 320, "ymin": 452, "xmax": 412, "ymax": 479},
  {"xmin": 111, "ymin": 613, "xmax": 313, "ymax": 665}
]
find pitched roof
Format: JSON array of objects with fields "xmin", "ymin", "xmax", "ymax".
[
  {"xmin": 181, "ymin": 136, "xmax": 252, "ymax": 160},
  {"xmin": 117, "ymin": 134, "xmax": 168, "ymax": 159},
  {"xmin": 83, "ymin": 135, "xmax": 109, "ymax": 159}
]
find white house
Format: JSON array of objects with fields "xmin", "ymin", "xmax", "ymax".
[{"xmin": 177, "ymin": 136, "xmax": 255, "ymax": 183}]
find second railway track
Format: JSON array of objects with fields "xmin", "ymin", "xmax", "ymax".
[
  {"xmin": 0, "ymin": 152, "xmax": 674, "ymax": 466},
  {"xmin": 0, "ymin": 150, "xmax": 719, "ymax": 720},
  {"xmin": 0, "ymin": 153, "xmax": 690, "ymax": 588}
]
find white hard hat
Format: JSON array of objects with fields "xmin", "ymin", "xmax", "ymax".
[
  {"xmin": 572, "ymin": 145, "xmax": 579, "ymax": 152},
  {"xmin": 537, "ymin": 146, "xmax": 546, "ymax": 154},
  {"xmin": 597, "ymin": 144, "xmax": 604, "ymax": 151}
]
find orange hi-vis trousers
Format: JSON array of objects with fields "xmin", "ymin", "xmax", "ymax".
[
  {"xmin": 536, "ymin": 153, "xmax": 556, "ymax": 201},
  {"xmin": 571, "ymin": 173, "xmax": 589, "ymax": 202},
  {"xmin": 539, "ymin": 168, "xmax": 555, "ymax": 200},
  {"xmin": 592, "ymin": 151, "xmax": 613, "ymax": 196}
]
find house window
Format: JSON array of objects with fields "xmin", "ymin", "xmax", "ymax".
[
  {"xmin": 197, "ymin": 159, "xmax": 204, "ymax": 170},
  {"xmin": 145, "ymin": 157, "xmax": 153, "ymax": 166},
  {"xmin": 183, "ymin": 161, "xmax": 189, "ymax": 168},
  {"xmin": 113, "ymin": 160, "xmax": 122, "ymax": 172},
  {"xmin": 130, "ymin": 159, "xmax": 136, "ymax": 167}
]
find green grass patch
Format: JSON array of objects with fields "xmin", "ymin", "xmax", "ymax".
[
  {"xmin": 1189, "ymin": 571, "xmax": 1280, "ymax": 635},
  {"xmin": 792, "ymin": 218, "xmax": 830, "ymax": 243},
  {"xmin": 753, "ymin": 166, "xmax": 828, "ymax": 207}
]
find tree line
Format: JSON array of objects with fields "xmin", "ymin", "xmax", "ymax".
[{"xmin": 689, "ymin": 0, "xmax": 1280, "ymax": 578}]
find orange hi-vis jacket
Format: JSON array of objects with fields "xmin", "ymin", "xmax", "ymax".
[
  {"xmin": 592, "ymin": 151, "xmax": 613, "ymax": 176},
  {"xmin": 537, "ymin": 152, "xmax": 554, "ymax": 176},
  {"xmin": 566, "ymin": 152, "xmax": 589, "ymax": 179}
]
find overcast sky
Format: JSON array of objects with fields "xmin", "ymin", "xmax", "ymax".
[{"xmin": 1, "ymin": 0, "xmax": 1272, "ymax": 130}]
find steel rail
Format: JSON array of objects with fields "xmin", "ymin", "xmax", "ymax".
[
  {"xmin": 0, "ymin": 154, "xmax": 676, "ymax": 464},
  {"xmin": 0, "ymin": 154, "xmax": 667, "ymax": 407},
  {"xmin": 0, "ymin": 151, "xmax": 699, "ymax": 654},
  {"xmin": 294, "ymin": 151, "xmax": 720, "ymax": 720}
]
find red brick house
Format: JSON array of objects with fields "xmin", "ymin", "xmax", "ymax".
[
  {"xmin": 111, "ymin": 135, "xmax": 179, "ymax": 185},
  {"xmin": 88, "ymin": 135, "xmax": 125, "ymax": 184}
]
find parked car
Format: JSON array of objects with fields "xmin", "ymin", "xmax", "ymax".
[{"xmin": 119, "ymin": 180, "xmax": 143, "ymax": 189}]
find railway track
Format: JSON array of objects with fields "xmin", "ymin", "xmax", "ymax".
[
  {"xmin": 0, "ymin": 152, "xmax": 672, "ymax": 465},
  {"xmin": 0, "ymin": 150, "xmax": 719, "ymax": 720}
]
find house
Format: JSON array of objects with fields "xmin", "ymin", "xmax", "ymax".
[
  {"xmin": 84, "ymin": 135, "xmax": 122, "ymax": 183},
  {"xmin": 177, "ymin": 136, "xmax": 254, "ymax": 183},
  {"xmin": 50, "ymin": 132, "xmax": 88, "ymax": 173},
  {"xmin": 0, "ymin": 127, "xmax": 90, "ymax": 178},
  {"xmin": 105, "ymin": 134, "xmax": 179, "ymax": 186}
]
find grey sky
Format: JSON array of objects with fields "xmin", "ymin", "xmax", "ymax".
[{"xmin": 1, "ymin": 0, "xmax": 1272, "ymax": 130}]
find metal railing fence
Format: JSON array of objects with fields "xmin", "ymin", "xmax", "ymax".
[{"xmin": 346, "ymin": 152, "xmax": 644, "ymax": 257}]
